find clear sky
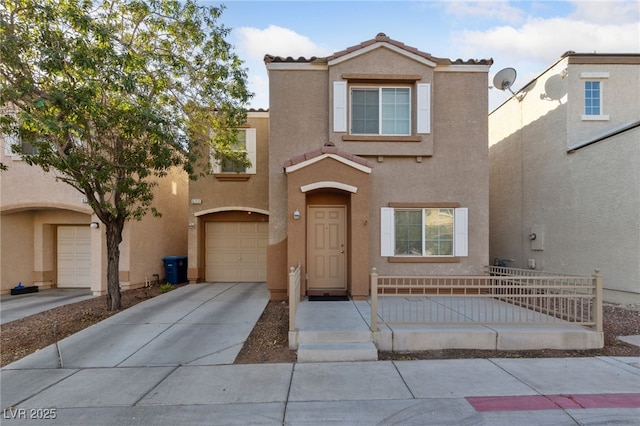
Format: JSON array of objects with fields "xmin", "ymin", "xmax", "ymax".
[{"xmin": 204, "ymin": 0, "xmax": 640, "ymax": 111}]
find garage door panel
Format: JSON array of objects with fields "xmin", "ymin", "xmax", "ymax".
[
  {"xmin": 205, "ymin": 221, "xmax": 268, "ymax": 282},
  {"xmin": 57, "ymin": 226, "xmax": 92, "ymax": 288}
]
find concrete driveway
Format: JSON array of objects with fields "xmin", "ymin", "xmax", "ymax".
[
  {"xmin": 0, "ymin": 288, "xmax": 95, "ymax": 325},
  {"xmin": 3, "ymin": 282, "xmax": 269, "ymax": 368}
]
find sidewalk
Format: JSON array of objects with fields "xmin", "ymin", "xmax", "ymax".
[{"xmin": 2, "ymin": 283, "xmax": 639, "ymax": 425}]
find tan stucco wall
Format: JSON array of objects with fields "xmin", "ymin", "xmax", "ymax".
[
  {"xmin": 286, "ymin": 156, "xmax": 371, "ymax": 298},
  {"xmin": 125, "ymin": 167, "xmax": 189, "ymax": 289},
  {"xmin": 1, "ymin": 144, "xmax": 190, "ymax": 294},
  {"xmin": 267, "ymin": 46, "xmax": 491, "ymax": 298},
  {"xmin": 188, "ymin": 113, "xmax": 270, "ymax": 282},
  {"xmin": 489, "ymin": 55, "xmax": 640, "ymax": 303},
  {"xmin": 1, "ymin": 212, "xmax": 34, "ymax": 291}
]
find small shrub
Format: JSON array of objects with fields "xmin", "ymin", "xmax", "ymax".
[{"xmin": 159, "ymin": 283, "xmax": 174, "ymax": 294}]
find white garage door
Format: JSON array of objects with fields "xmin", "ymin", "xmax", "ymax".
[
  {"xmin": 57, "ymin": 226, "xmax": 92, "ymax": 288},
  {"xmin": 205, "ymin": 222, "xmax": 268, "ymax": 282}
]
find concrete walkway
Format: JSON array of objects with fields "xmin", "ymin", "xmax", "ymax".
[
  {"xmin": 2, "ymin": 283, "xmax": 639, "ymax": 425},
  {"xmin": 0, "ymin": 289, "xmax": 95, "ymax": 325}
]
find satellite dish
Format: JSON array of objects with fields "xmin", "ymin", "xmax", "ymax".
[{"xmin": 493, "ymin": 67, "xmax": 517, "ymax": 94}]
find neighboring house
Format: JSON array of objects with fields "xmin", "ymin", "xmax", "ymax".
[
  {"xmin": 0, "ymin": 122, "xmax": 189, "ymax": 296},
  {"xmin": 187, "ymin": 110, "xmax": 269, "ymax": 283},
  {"xmin": 489, "ymin": 52, "xmax": 640, "ymax": 304},
  {"xmin": 264, "ymin": 33, "xmax": 492, "ymax": 300}
]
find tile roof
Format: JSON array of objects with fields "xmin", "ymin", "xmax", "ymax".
[
  {"xmin": 265, "ymin": 33, "xmax": 493, "ymax": 66},
  {"xmin": 283, "ymin": 142, "xmax": 374, "ymax": 169}
]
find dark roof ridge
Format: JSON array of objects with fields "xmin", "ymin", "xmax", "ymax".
[
  {"xmin": 265, "ymin": 33, "xmax": 492, "ymax": 66},
  {"xmin": 283, "ymin": 143, "xmax": 374, "ymax": 169}
]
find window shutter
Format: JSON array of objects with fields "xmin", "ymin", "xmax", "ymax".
[
  {"xmin": 3, "ymin": 134, "xmax": 19, "ymax": 157},
  {"xmin": 454, "ymin": 208, "xmax": 468, "ymax": 257},
  {"xmin": 209, "ymin": 146, "xmax": 221, "ymax": 173},
  {"xmin": 416, "ymin": 83, "xmax": 431, "ymax": 134},
  {"xmin": 333, "ymin": 81, "xmax": 347, "ymax": 132},
  {"xmin": 380, "ymin": 207, "xmax": 395, "ymax": 257},
  {"xmin": 245, "ymin": 128, "xmax": 257, "ymax": 174}
]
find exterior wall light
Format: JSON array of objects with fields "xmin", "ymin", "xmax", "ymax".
[
  {"xmin": 293, "ymin": 209, "xmax": 301, "ymax": 220},
  {"xmin": 90, "ymin": 222, "xmax": 100, "ymax": 229},
  {"xmin": 188, "ymin": 222, "xmax": 196, "ymax": 229}
]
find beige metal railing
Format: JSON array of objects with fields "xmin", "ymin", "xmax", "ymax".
[
  {"xmin": 288, "ymin": 263, "xmax": 301, "ymax": 332},
  {"xmin": 370, "ymin": 267, "xmax": 602, "ymax": 333}
]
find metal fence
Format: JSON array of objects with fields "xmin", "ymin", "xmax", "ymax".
[
  {"xmin": 288, "ymin": 263, "xmax": 301, "ymax": 332},
  {"xmin": 370, "ymin": 266, "xmax": 602, "ymax": 333}
]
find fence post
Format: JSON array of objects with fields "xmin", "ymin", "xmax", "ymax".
[
  {"xmin": 371, "ymin": 268, "xmax": 378, "ymax": 332},
  {"xmin": 289, "ymin": 266, "xmax": 296, "ymax": 332},
  {"xmin": 592, "ymin": 269, "xmax": 603, "ymax": 333}
]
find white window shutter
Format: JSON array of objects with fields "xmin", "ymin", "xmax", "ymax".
[
  {"xmin": 209, "ymin": 146, "xmax": 221, "ymax": 173},
  {"xmin": 416, "ymin": 83, "xmax": 431, "ymax": 134},
  {"xmin": 3, "ymin": 134, "xmax": 19, "ymax": 157},
  {"xmin": 380, "ymin": 207, "xmax": 395, "ymax": 257},
  {"xmin": 245, "ymin": 128, "xmax": 257, "ymax": 174},
  {"xmin": 333, "ymin": 81, "xmax": 347, "ymax": 132},
  {"xmin": 454, "ymin": 208, "xmax": 468, "ymax": 257}
]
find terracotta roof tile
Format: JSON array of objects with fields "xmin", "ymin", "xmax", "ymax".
[
  {"xmin": 284, "ymin": 143, "xmax": 374, "ymax": 169},
  {"xmin": 265, "ymin": 33, "xmax": 492, "ymax": 66}
]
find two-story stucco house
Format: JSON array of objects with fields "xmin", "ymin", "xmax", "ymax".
[
  {"xmin": 263, "ymin": 33, "xmax": 492, "ymax": 301},
  {"xmin": 489, "ymin": 52, "xmax": 640, "ymax": 304},
  {"xmin": 187, "ymin": 110, "xmax": 269, "ymax": 283},
  {"xmin": 0, "ymin": 125, "xmax": 189, "ymax": 296}
]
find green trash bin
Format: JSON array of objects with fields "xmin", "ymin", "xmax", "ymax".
[{"xmin": 163, "ymin": 256, "xmax": 188, "ymax": 284}]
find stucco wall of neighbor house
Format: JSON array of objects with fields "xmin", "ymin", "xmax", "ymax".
[
  {"xmin": 1, "ymin": 138, "xmax": 190, "ymax": 295},
  {"xmin": 489, "ymin": 54, "xmax": 640, "ymax": 304},
  {"xmin": 187, "ymin": 113, "xmax": 269, "ymax": 283},
  {"xmin": 120, "ymin": 167, "xmax": 189, "ymax": 289},
  {"xmin": 0, "ymin": 149, "xmax": 94, "ymax": 294},
  {"xmin": 1, "ymin": 212, "xmax": 34, "ymax": 292},
  {"xmin": 268, "ymin": 68, "xmax": 329, "ymax": 298}
]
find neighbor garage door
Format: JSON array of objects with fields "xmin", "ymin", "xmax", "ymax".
[
  {"xmin": 205, "ymin": 222, "xmax": 268, "ymax": 282},
  {"xmin": 57, "ymin": 226, "xmax": 92, "ymax": 288}
]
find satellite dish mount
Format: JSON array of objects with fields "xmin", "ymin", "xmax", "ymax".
[{"xmin": 493, "ymin": 67, "xmax": 518, "ymax": 96}]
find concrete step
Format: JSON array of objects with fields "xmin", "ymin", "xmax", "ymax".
[
  {"xmin": 297, "ymin": 342, "xmax": 378, "ymax": 363},
  {"xmin": 297, "ymin": 329, "xmax": 373, "ymax": 344}
]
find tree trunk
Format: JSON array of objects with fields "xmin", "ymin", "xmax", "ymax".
[{"xmin": 105, "ymin": 220, "xmax": 124, "ymax": 311}]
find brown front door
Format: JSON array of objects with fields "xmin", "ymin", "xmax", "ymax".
[{"xmin": 307, "ymin": 206, "xmax": 347, "ymax": 291}]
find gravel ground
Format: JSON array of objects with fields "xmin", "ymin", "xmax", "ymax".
[{"xmin": 1, "ymin": 285, "xmax": 638, "ymax": 367}]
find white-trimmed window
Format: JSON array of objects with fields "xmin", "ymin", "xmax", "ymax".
[
  {"xmin": 2, "ymin": 132, "xmax": 37, "ymax": 158},
  {"xmin": 580, "ymin": 72, "xmax": 609, "ymax": 121},
  {"xmin": 584, "ymin": 81, "xmax": 601, "ymax": 115},
  {"xmin": 381, "ymin": 207, "xmax": 468, "ymax": 257},
  {"xmin": 351, "ymin": 87, "xmax": 410, "ymax": 135},
  {"xmin": 333, "ymin": 82, "xmax": 431, "ymax": 135},
  {"xmin": 210, "ymin": 128, "xmax": 256, "ymax": 174}
]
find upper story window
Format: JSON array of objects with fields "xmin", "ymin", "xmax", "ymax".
[
  {"xmin": 580, "ymin": 72, "xmax": 609, "ymax": 121},
  {"xmin": 2, "ymin": 133, "xmax": 38, "ymax": 158},
  {"xmin": 584, "ymin": 81, "xmax": 601, "ymax": 115},
  {"xmin": 381, "ymin": 206, "xmax": 468, "ymax": 258},
  {"xmin": 351, "ymin": 87, "xmax": 410, "ymax": 135},
  {"xmin": 210, "ymin": 128, "xmax": 256, "ymax": 175},
  {"xmin": 333, "ymin": 80, "xmax": 431, "ymax": 136}
]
